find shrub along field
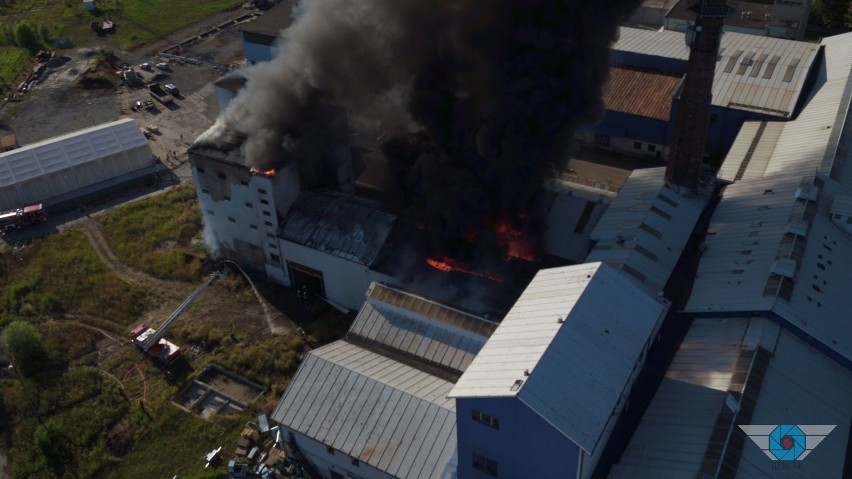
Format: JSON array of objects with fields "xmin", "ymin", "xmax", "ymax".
[
  {"xmin": 0, "ymin": 46, "xmax": 29, "ymax": 86},
  {"xmin": 0, "ymin": 184, "xmax": 333, "ymax": 478}
]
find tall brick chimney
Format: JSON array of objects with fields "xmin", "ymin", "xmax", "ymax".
[{"xmin": 665, "ymin": 0, "xmax": 734, "ymax": 193}]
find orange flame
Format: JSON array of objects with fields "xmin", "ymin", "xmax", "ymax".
[
  {"xmin": 249, "ymin": 167, "xmax": 277, "ymax": 176},
  {"xmin": 493, "ymin": 220, "xmax": 535, "ymax": 261},
  {"xmin": 426, "ymin": 257, "xmax": 503, "ymax": 283}
]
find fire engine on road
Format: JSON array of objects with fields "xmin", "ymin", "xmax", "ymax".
[{"xmin": 0, "ymin": 204, "xmax": 48, "ymax": 234}]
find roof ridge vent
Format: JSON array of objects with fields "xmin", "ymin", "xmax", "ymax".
[{"xmin": 770, "ymin": 257, "xmax": 798, "ymax": 278}]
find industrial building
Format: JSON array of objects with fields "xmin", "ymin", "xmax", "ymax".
[
  {"xmin": 602, "ymin": 30, "xmax": 852, "ymax": 478},
  {"xmin": 582, "ymin": 27, "xmax": 821, "ymax": 161},
  {"xmin": 609, "ymin": 317, "xmax": 852, "ymax": 479},
  {"xmin": 253, "ymin": 5, "xmax": 852, "ymax": 478},
  {"xmin": 665, "ymin": 0, "xmax": 811, "ymax": 40},
  {"xmin": 271, "ymin": 282, "xmax": 497, "ymax": 479},
  {"xmin": 450, "ymin": 262, "xmax": 668, "ymax": 479},
  {"xmin": 0, "ymin": 118, "xmax": 157, "ymax": 212},
  {"xmin": 239, "ymin": 1, "xmax": 296, "ymax": 65}
]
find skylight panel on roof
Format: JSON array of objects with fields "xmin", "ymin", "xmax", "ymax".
[
  {"xmin": 782, "ymin": 58, "xmax": 801, "ymax": 83},
  {"xmin": 750, "ymin": 53, "xmax": 768, "ymax": 78},
  {"xmin": 737, "ymin": 52, "xmax": 755, "ymax": 75},
  {"xmin": 724, "ymin": 50, "xmax": 744, "ymax": 74},
  {"xmin": 763, "ymin": 55, "xmax": 781, "ymax": 79}
]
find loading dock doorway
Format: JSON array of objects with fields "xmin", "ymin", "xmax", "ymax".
[{"xmin": 287, "ymin": 261, "xmax": 326, "ymax": 297}]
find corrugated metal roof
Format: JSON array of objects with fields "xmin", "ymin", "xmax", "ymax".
[
  {"xmin": 602, "ymin": 67, "xmax": 682, "ymax": 121},
  {"xmin": 347, "ymin": 283, "xmax": 494, "ymax": 375},
  {"xmin": 686, "ymin": 174, "xmax": 802, "ymax": 314},
  {"xmin": 751, "ymin": 33, "xmax": 852, "ymax": 181},
  {"xmin": 0, "ymin": 118, "xmax": 149, "ymax": 189},
  {"xmin": 609, "ymin": 317, "xmax": 753, "ymax": 478},
  {"xmin": 772, "ymin": 213, "xmax": 852, "ymax": 363},
  {"xmin": 279, "ymin": 191, "xmax": 396, "ymax": 266},
  {"xmin": 449, "ymin": 262, "xmax": 667, "ymax": 454},
  {"xmin": 612, "ymin": 27, "xmax": 819, "ymax": 118},
  {"xmin": 240, "ymin": 0, "xmax": 296, "ymax": 39},
  {"xmin": 610, "ymin": 318, "xmax": 852, "ymax": 479},
  {"xmin": 735, "ymin": 330, "xmax": 852, "ymax": 479},
  {"xmin": 271, "ymin": 341, "xmax": 458, "ymax": 479},
  {"xmin": 587, "ymin": 167, "xmax": 706, "ymax": 296},
  {"xmin": 687, "ymin": 169, "xmax": 852, "ymax": 364},
  {"xmin": 717, "ymin": 121, "xmax": 785, "ymax": 182}
]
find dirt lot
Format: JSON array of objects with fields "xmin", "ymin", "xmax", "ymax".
[{"xmin": 0, "ymin": 10, "xmax": 256, "ymax": 181}]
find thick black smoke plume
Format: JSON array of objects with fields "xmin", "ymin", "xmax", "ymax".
[{"xmin": 197, "ymin": 0, "xmax": 641, "ymax": 259}]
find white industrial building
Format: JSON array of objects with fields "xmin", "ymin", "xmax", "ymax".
[
  {"xmin": 0, "ymin": 118, "xmax": 156, "ymax": 211},
  {"xmin": 255, "ymin": 17, "xmax": 852, "ymax": 479},
  {"xmin": 271, "ymin": 282, "xmax": 497, "ymax": 479},
  {"xmin": 605, "ymin": 31, "xmax": 852, "ymax": 478}
]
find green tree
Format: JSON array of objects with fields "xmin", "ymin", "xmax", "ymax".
[
  {"xmin": 37, "ymin": 23, "xmax": 51, "ymax": 46},
  {"xmin": 812, "ymin": 0, "xmax": 852, "ymax": 28},
  {"xmin": 34, "ymin": 420, "xmax": 75, "ymax": 478},
  {"xmin": 3, "ymin": 321, "xmax": 46, "ymax": 376},
  {"xmin": 13, "ymin": 22, "xmax": 41, "ymax": 54}
]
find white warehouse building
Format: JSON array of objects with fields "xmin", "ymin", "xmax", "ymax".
[{"xmin": 0, "ymin": 118, "xmax": 156, "ymax": 211}]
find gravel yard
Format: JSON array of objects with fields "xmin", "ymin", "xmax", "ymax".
[{"xmin": 0, "ymin": 10, "xmax": 256, "ymax": 181}]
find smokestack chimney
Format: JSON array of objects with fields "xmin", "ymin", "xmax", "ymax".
[{"xmin": 665, "ymin": 0, "xmax": 734, "ymax": 194}]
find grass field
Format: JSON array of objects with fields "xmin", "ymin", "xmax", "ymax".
[
  {"xmin": 0, "ymin": 230, "xmax": 149, "ymax": 327},
  {"xmin": 99, "ymin": 184, "xmax": 206, "ymax": 282},
  {"xmin": 0, "ymin": 186, "xmax": 325, "ymax": 478},
  {"xmin": 0, "ymin": 0, "xmax": 242, "ymax": 90},
  {"xmin": 105, "ymin": 0, "xmax": 245, "ymax": 50},
  {"xmin": 0, "ymin": 46, "xmax": 29, "ymax": 86}
]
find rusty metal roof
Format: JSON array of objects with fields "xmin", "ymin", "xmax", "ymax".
[{"xmin": 601, "ymin": 67, "xmax": 681, "ymax": 121}]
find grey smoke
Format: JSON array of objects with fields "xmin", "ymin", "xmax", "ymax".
[{"xmin": 198, "ymin": 0, "xmax": 641, "ymax": 257}]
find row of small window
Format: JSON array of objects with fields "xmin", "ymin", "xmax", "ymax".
[
  {"xmin": 472, "ymin": 410, "xmax": 499, "ymax": 429},
  {"xmin": 199, "ymin": 189, "xmax": 270, "ymax": 206},
  {"xmin": 633, "ymin": 141, "xmax": 657, "ymax": 153},
  {"xmin": 832, "ymin": 213, "xmax": 852, "ymax": 224},
  {"xmin": 473, "ymin": 453, "xmax": 498, "ymax": 476},
  {"xmin": 206, "ymin": 210, "xmax": 274, "ymax": 226}
]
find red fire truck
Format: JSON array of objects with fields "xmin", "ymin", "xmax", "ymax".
[{"xmin": 0, "ymin": 204, "xmax": 48, "ymax": 234}]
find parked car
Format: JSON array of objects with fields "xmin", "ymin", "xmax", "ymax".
[
  {"xmin": 155, "ymin": 62, "xmax": 170, "ymax": 71},
  {"xmin": 139, "ymin": 62, "xmax": 152, "ymax": 71},
  {"xmin": 164, "ymin": 83, "xmax": 179, "ymax": 96}
]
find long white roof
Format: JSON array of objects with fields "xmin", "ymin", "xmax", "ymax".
[
  {"xmin": 613, "ymin": 27, "xmax": 820, "ymax": 118},
  {"xmin": 587, "ymin": 167, "xmax": 705, "ymax": 296},
  {"xmin": 449, "ymin": 262, "xmax": 667, "ymax": 454},
  {"xmin": 688, "ymin": 32, "xmax": 852, "ymax": 364},
  {"xmin": 686, "ymin": 174, "xmax": 803, "ymax": 314},
  {"xmin": 610, "ymin": 317, "xmax": 852, "ymax": 479},
  {"xmin": 271, "ymin": 282, "xmax": 492, "ymax": 479},
  {"xmin": 736, "ymin": 329, "xmax": 852, "ymax": 479},
  {"xmin": 0, "ymin": 118, "xmax": 148, "ymax": 189},
  {"xmin": 272, "ymin": 341, "xmax": 458, "ymax": 479},
  {"xmin": 609, "ymin": 317, "xmax": 755, "ymax": 478},
  {"xmin": 719, "ymin": 32, "xmax": 852, "ymax": 182}
]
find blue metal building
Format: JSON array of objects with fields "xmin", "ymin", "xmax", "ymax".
[{"xmin": 449, "ymin": 263, "xmax": 668, "ymax": 479}]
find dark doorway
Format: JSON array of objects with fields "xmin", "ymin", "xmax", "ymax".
[{"xmin": 287, "ymin": 261, "xmax": 325, "ymax": 296}]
